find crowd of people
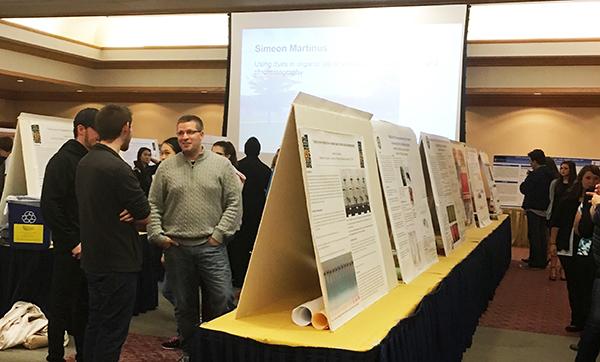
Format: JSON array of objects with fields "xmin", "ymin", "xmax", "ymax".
[
  {"xmin": 40, "ymin": 105, "xmax": 273, "ymax": 362},
  {"xmin": 520, "ymin": 148, "xmax": 600, "ymax": 360}
]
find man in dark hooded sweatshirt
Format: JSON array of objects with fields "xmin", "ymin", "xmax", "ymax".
[
  {"xmin": 41, "ymin": 108, "xmax": 99, "ymax": 362},
  {"xmin": 233, "ymin": 137, "xmax": 272, "ymax": 287}
]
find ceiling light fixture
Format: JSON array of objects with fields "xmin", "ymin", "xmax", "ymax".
[
  {"xmin": 16, "ymin": 79, "xmax": 24, "ymax": 83},
  {"xmin": 533, "ymin": 92, "xmax": 542, "ymax": 95},
  {"xmin": 76, "ymin": 89, "xmax": 83, "ymax": 92}
]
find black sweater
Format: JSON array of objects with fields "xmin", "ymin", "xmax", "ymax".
[
  {"xmin": 41, "ymin": 139, "xmax": 88, "ymax": 254},
  {"xmin": 76, "ymin": 143, "xmax": 150, "ymax": 273}
]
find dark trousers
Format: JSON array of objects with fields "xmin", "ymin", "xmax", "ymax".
[
  {"xmin": 164, "ymin": 243, "xmax": 234, "ymax": 355},
  {"xmin": 47, "ymin": 252, "xmax": 88, "ymax": 362},
  {"xmin": 84, "ymin": 272, "xmax": 137, "ymax": 362},
  {"xmin": 577, "ymin": 278, "xmax": 600, "ymax": 361},
  {"xmin": 561, "ymin": 255, "xmax": 595, "ymax": 328},
  {"xmin": 526, "ymin": 211, "xmax": 548, "ymax": 267}
]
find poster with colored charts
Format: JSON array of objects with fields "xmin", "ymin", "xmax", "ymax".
[
  {"xmin": 299, "ymin": 127, "xmax": 389, "ymax": 330},
  {"xmin": 420, "ymin": 133, "xmax": 466, "ymax": 255},
  {"xmin": 372, "ymin": 120, "xmax": 438, "ymax": 283}
]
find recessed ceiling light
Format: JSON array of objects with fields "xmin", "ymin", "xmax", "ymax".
[
  {"xmin": 76, "ymin": 89, "xmax": 83, "ymax": 92},
  {"xmin": 533, "ymin": 92, "xmax": 542, "ymax": 95},
  {"xmin": 16, "ymin": 79, "xmax": 24, "ymax": 83},
  {"xmin": 200, "ymin": 90, "xmax": 208, "ymax": 94}
]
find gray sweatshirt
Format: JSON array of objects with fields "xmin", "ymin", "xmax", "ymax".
[{"xmin": 148, "ymin": 150, "xmax": 242, "ymax": 246}]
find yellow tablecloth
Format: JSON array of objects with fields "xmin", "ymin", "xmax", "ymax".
[{"xmin": 201, "ymin": 215, "xmax": 509, "ymax": 352}]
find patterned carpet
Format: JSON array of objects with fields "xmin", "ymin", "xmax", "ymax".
[
  {"xmin": 479, "ymin": 247, "xmax": 577, "ymax": 337},
  {"xmin": 67, "ymin": 334, "xmax": 181, "ymax": 362}
]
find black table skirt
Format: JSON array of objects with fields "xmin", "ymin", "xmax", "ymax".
[
  {"xmin": 0, "ymin": 235, "xmax": 163, "ymax": 317},
  {"xmin": 192, "ymin": 217, "xmax": 512, "ymax": 362}
]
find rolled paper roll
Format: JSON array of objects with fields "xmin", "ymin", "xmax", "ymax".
[
  {"xmin": 311, "ymin": 310, "xmax": 329, "ymax": 330},
  {"xmin": 291, "ymin": 296, "xmax": 324, "ymax": 326}
]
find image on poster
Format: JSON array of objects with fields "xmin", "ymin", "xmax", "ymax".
[
  {"xmin": 465, "ymin": 147, "xmax": 492, "ymax": 227},
  {"xmin": 298, "ymin": 127, "xmax": 389, "ymax": 330},
  {"xmin": 420, "ymin": 133, "xmax": 466, "ymax": 255},
  {"xmin": 479, "ymin": 152, "xmax": 502, "ymax": 215},
  {"xmin": 450, "ymin": 141, "xmax": 474, "ymax": 228},
  {"xmin": 371, "ymin": 120, "xmax": 437, "ymax": 283},
  {"xmin": 17, "ymin": 113, "xmax": 73, "ymax": 197}
]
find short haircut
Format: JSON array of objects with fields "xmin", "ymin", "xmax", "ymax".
[
  {"xmin": 0, "ymin": 136, "xmax": 13, "ymax": 152},
  {"xmin": 95, "ymin": 104, "xmax": 132, "ymax": 141},
  {"xmin": 177, "ymin": 115, "xmax": 204, "ymax": 132},
  {"xmin": 527, "ymin": 149, "xmax": 546, "ymax": 165}
]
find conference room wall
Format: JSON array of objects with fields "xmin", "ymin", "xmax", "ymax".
[
  {"xmin": 466, "ymin": 106, "xmax": 600, "ymax": 160},
  {"xmin": 0, "ymin": 98, "xmax": 225, "ymax": 141}
]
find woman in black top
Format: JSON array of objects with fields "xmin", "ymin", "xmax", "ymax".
[
  {"xmin": 549, "ymin": 165, "xmax": 600, "ymax": 332},
  {"xmin": 133, "ymin": 147, "xmax": 158, "ymax": 196},
  {"xmin": 548, "ymin": 161, "xmax": 577, "ymax": 280}
]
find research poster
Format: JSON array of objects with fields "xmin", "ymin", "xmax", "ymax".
[
  {"xmin": 299, "ymin": 127, "xmax": 389, "ymax": 330},
  {"xmin": 479, "ymin": 152, "xmax": 502, "ymax": 216},
  {"xmin": 18, "ymin": 113, "xmax": 73, "ymax": 197},
  {"xmin": 372, "ymin": 120, "xmax": 437, "ymax": 283},
  {"xmin": 465, "ymin": 147, "xmax": 491, "ymax": 227},
  {"xmin": 450, "ymin": 141, "xmax": 474, "ymax": 228},
  {"xmin": 420, "ymin": 133, "xmax": 466, "ymax": 255}
]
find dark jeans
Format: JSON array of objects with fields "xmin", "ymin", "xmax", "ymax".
[
  {"xmin": 47, "ymin": 252, "xmax": 88, "ymax": 362},
  {"xmin": 526, "ymin": 211, "xmax": 547, "ymax": 267},
  {"xmin": 164, "ymin": 242, "xmax": 234, "ymax": 354},
  {"xmin": 577, "ymin": 278, "xmax": 600, "ymax": 361},
  {"xmin": 561, "ymin": 255, "xmax": 595, "ymax": 328},
  {"xmin": 84, "ymin": 272, "xmax": 137, "ymax": 362}
]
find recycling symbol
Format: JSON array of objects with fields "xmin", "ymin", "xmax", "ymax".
[{"xmin": 21, "ymin": 211, "xmax": 37, "ymax": 224}]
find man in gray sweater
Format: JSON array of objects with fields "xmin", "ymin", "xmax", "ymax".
[{"xmin": 148, "ymin": 115, "xmax": 242, "ymax": 360}]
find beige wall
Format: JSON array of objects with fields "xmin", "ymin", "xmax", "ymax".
[
  {"xmin": 466, "ymin": 106, "xmax": 600, "ymax": 160},
  {"xmin": 0, "ymin": 99, "xmax": 225, "ymax": 141}
]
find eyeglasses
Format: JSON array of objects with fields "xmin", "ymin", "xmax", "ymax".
[{"xmin": 176, "ymin": 130, "xmax": 201, "ymax": 137}]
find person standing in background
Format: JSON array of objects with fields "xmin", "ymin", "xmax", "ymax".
[
  {"xmin": 133, "ymin": 147, "xmax": 159, "ymax": 196},
  {"xmin": 76, "ymin": 104, "xmax": 150, "ymax": 362},
  {"xmin": 520, "ymin": 149, "xmax": 555, "ymax": 269},
  {"xmin": 41, "ymin": 108, "xmax": 99, "ymax": 362},
  {"xmin": 235, "ymin": 137, "xmax": 272, "ymax": 288},
  {"xmin": 547, "ymin": 160, "xmax": 577, "ymax": 281}
]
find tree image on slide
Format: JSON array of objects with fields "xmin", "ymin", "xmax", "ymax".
[{"xmin": 247, "ymin": 72, "xmax": 300, "ymax": 124}]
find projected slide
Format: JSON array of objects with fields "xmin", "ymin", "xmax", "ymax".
[{"xmin": 229, "ymin": 6, "xmax": 467, "ymax": 153}]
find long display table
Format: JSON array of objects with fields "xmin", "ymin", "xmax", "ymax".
[{"xmin": 192, "ymin": 215, "xmax": 511, "ymax": 362}]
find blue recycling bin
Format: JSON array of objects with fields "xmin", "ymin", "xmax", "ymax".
[{"xmin": 8, "ymin": 198, "xmax": 51, "ymax": 250}]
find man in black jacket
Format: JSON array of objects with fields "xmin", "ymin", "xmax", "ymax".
[
  {"xmin": 41, "ymin": 108, "xmax": 99, "ymax": 362},
  {"xmin": 76, "ymin": 104, "xmax": 150, "ymax": 362},
  {"xmin": 519, "ymin": 149, "xmax": 555, "ymax": 268}
]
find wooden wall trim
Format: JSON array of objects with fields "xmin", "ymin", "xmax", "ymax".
[
  {"xmin": 0, "ymin": 0, "xmax": 541, "ymax": 17},
  {"xmin": 0, "ymin": 37, "xmax": 227, "ymax": 69},
  {"xmin": 468, "ymin": 38, "xmax": 600, "ymax": 45},
  {"xmin": 466, "ymin": 87, "xmax": 600, "ymax": 107},
  {"xmin": 0, "ymin": 89, "xmax": 225, "ymax": 103},
  {"xmin": 467, "ymin": 55, "xmax": 600, "ymax": 67}
]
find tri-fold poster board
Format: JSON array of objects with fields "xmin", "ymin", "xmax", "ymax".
[{"xmin": 237, "ymin": 93, "xmax": 499, "ymax": 330}]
